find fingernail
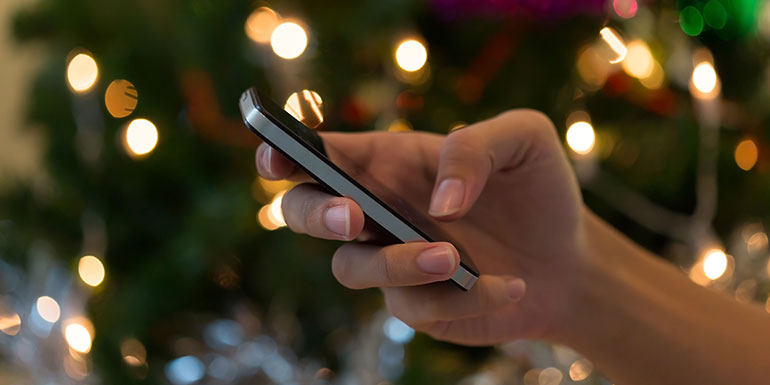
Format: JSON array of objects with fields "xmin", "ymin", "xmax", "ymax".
[
  {"xmin": 260, "ymin": 147, "xmax": 272, "ymax": 175},
  {"xmin": 416, "ymin": 246, "xmax": 457, "ymax": 274},
  {"xmin": 429, "ymin": 178, "xmax": 465, "ymax": 217},
  {"xmin": 506, "ymin": 278, "xmax": 526, "ymax": 301},
  {"xmin": 324, "ymin": 204, "xmax": 350, "ymax": 238}
]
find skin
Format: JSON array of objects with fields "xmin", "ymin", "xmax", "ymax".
[{"xmin": 256, "ymin": 109, "xmax": 770, "ymax": 385}]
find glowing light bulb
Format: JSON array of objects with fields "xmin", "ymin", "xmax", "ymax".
[
  {"xmin": 104, "ymin": 79, "xmax": 138, "ymax": 118},
  {"xmin": 735, "ymin": 139, "xmax": 758, "ymax": 171},
  {"xmin": 599, "ymin": 27, "xmax": 627, "ymax": 64},
  {"xmin": 245, "ymin": 7, "xmax": 279, "ymax": 44},
  {"xmin": 566, "ymin": 121, "xmax": 596, "ymax": 155},
  {"xmin": 124, "ymin": 119, "xmax": 159, "ymax": 156},
  {"xmin": 78, "ymin": 255, "xmax": 105, "ymax": 287},
  {"xmin": 395, "ymin": 40, "xmax": 427, "ymax": 72},
  {"xmin": 703, "ymin": 249, "xmax": 728, "ymax": 280},
  {"xmin": 65, "ymin": 323, "xmax": 93, "ymax": 353},
  {"xmin": 692, "ymin": 62, "xmax": 718, "ymax": 95},
  {"xmin": 67, "ymin": 52, "xmax": 99, "ymax": 92},
  {"xmin": 36, "ymin": 296, "xmax": 61, "ymax": 323},
  {"xmin": 622, "ymin": 40, "xmax": 654, "ymax": 79},
  {"xmin": 270, "ymin": 22, "xmax": 308, "ymax": 59}
]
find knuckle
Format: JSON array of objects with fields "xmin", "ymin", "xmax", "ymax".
[{"xmin": 376, "ymin": 247, "xmax": 396, "ymax": 285}]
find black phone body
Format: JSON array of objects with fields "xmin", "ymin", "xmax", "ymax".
[{"xmin": 239, "ymin": 88, "xmax": 479, "ymax": 290}]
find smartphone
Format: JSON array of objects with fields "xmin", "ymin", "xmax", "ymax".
[{"xmin": 239, "ymin": 88, "xmax": 479, "ymax": 290}]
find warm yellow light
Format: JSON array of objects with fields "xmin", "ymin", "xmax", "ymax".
[
  {"xmin": 692, "ymin": 62, "xmax": 718, "ymax": 94},
  {"xmin": 258, "ymin": 206, "xmax": 280, "ymax": 230},
  {"xmin": 735, "ymin": 139, "xmax": 758, "ymax": 171},
  {"xmin": 639, "ymin": 60, "xmax": 664, "ymax": 89},
  {"xmin": 258, "ymin": 177, "xmax": 294, "ymax": 196},
  {"xmin": 268, "ymin": 191, "xmax": 287, "ymax": 227},
  {"xmin": 621, "ymin": 40, "xmax": 654, "ymax": 79},
  {"xmin": 105, "ymin": 79, "xmax": 138, "ymax": 118},
  {"xmin": 569, "ymin": 359, "xmax": 593, "ymax": 381},
  {"xmin": 124, "ymin": 119, "xmax": 159, "ymax": 156},
  {"xmin": 703, "ymin": 249, "xmax": 728, "ymax": 280},
  {"xmin": 538, "ymin": 367, "xmax": 564, "ymax": 385},
  {"xmin": 577, "ymin": 45, "xmax": 612, "ymax": 88},
  {"xmin": 36, "ymin": 296, "xmax": 61, "ymax": 323},
  {"xmin": 395, "ymin": 39, "xmax": 428, "ymax": 72},
  {"xmin": 0, "ymin": 312, "xmax": 21, "ymax": 336},
  {"xmin": 599, "ymin": 27, "xmax": 627, "ymax": 64},
  {"xmin": 270, "ymin": 22, "xmax": 308, "ymax": 59},
  {"xmin": 67, "ymin": 52, "xmax": 99, "ymax": 92},
  {"xmin": 245, "ymin": 7, "xmax": 280, "ymax": 44},
  {"xmin": 65, "ymin": 323, "xmax": 93, "ymax": 353},
  {"xmin": 284, "ymin": 90, "xmax": 324, "ymax": 128},
  {"xmin": 566, "ymin": 121, "xmax": 595, "ymax": 155},
  {"xmin": 78, "ymin": 255, "xmax": 105, "ymax": 287},
  {"xmin": 387, "ymin": 119, "xmax": 413, "ymax": 132}
]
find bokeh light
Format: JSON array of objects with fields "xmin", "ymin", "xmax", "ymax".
[
  {"xmin": 703, "ymin": 249, "xmax": 728, "ymax": 280},
  {"xmin": 121, "ymin": 338, "xmax": 147, "ymax": 367},
  {"xmin": 566, "ymin": 121, "xmax": 596, "ymax": 155},
  {"xmin": 639, "ymin": 60, "xmax": 665, "ymax": 89},
  {"xmin": 703, "ymin": 0, "xmax": 727, "ymax": 29},
  {"xmin": 692, "ymin": 62, "xmax": 718, "ymax": 94},
  {"xmin": 284, "ymin": 90, "xmax": 323, "ymax": 128},
  {"xmin": 245, "ymin": 7, "xmax": 280, "ymax": 44},
  {"xmin": 65, "ymin": 322, "xmax": 93, "ymax": 353},
  {"xmin": 538, "ymin": 367, "xmax": 563, "ymax": 385},
  {"xmin": 599, "ymin": 27, "xmax": 627, "ymax": 64},
  {"xmin": 0, "ymin": 312, "xmax": 21, "ymax": 336},
  {"xmin": 383, "ymin": 317, "xmax": 415, "ymax": 344},
  {"xmin": 395, "ymin": 39, "xmax": 427, "ymax": 72},
  {"xmin": 78, "ymin": 255, "xmax": 105, "ymax": 287},
  {"xmin": 613, "ymin": 0, "xmax": 638, "ymax": 18},
  {"xmin": 124, "ymin": 119, "xmax": 159, "ymax": 156},
  {"xmin": 577, "ymin": 44, "xmax": 613, "ymax": 88},
  {"xmin": 165, "ymin": 356, "xmax": 205, "ymax": 385},
  {"xmin": 387, "ymin": 119, "xmax": 413, "ymax": 132},
  {"xmin": 680, "ymin": 6, "xmax": 704, "ymax": 36},
  {"xmin": 270, "ymin": 22, "xmax": 308, "ymax": 59},
  {"xmin": 622, "ymin": 40, "xmax": 654, "ymax": 79},
  {"xmin": 67, "ymin": 52, "xmax": 99, "ymax": 92},
  {"xmin": 104, "ymin": 79, "xmax": 138, "ymax": 118},
  {"xmin": 258, "ymin": 190, "xmax": 287, "ymax": 230},
  {"xmin": 569, "ymin": 358, "xmax": 594, "ymax": 381},
  {"xmin": 734, "ymin": 139, "xmax": 758, "ymax": 171},
  {"xmin": 36, "ymin": 296, "xmax": 61, "ymax": 323}
]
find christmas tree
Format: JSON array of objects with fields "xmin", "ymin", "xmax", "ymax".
[{"xmin": 1, "ymin": 0, "xmax": 769, "ymax": 384}]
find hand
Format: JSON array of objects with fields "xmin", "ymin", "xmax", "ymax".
[{"xmin": 255, "ymin": 110, "xmax": 585, "ymax": 345}]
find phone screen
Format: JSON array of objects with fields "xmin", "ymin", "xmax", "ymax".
[{"xmin": 252, "ymin": 90, "xmax": 478, "ymax": 273}]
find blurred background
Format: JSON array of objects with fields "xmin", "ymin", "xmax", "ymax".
[{"xmin": 1, "ymin": 0, "xmax": 770, "ymax": 384}]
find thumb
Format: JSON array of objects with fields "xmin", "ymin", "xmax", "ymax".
[{"xmin": 428, "ymin": 109, "xmax": 558, "ymax": 219}]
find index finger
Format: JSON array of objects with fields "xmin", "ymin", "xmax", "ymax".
[{"xmin": 255, "ymin": 143, "xmax": 312, "ymax": 181}]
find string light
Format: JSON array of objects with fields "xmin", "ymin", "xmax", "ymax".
[
  {"xmin": 566, "ymin": 121, "xmax": 596, "ymax": 155},
  {"xmin": 622, "ymin": 40, "xmax": 654, "ymax": 79},
  {"xmin": 66, "ymin": 52, "xmax": 99, "ymax": 93},
  {"xmin": 702, "ymin": 249, "xmax": 728, "ymax": 280},
  {"xmin": 105, "ymin": 79, "xmax": 138, "ymax": 118},
  {"xmin": 78, "ymin": 255, "xmax": 105, "ymax": 287},
  {"xmin": 734, "ymin": 139, "xmax": 758, "ymax": 171},
  {"xmin": 394, "ymin": 39, "xmax": 427, "ymax": 72},
  {"xmin": 270, "ymin": 22, "xmax": 308, "ymax": 59},
  {"xmin": 64, "ymin": 321, "xmax": 93, "ymax": 353},
  {"xmin": 245, "ymin": 7, "xmax": 280, "ymax": 44},
  {"xmin": 36, "ymin": 296, "xmax": 61, "ymax": 323},
  {"xmin": 284, "ymin": 90, "xmax": 323, "ymax": 128},
  {"xmin": 599, "ymin": 27, "xmax": 627, "ymax": 64},
  {"xmin": 124, "ymin": 118, "xmax": 159, "ymax": 156}
]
